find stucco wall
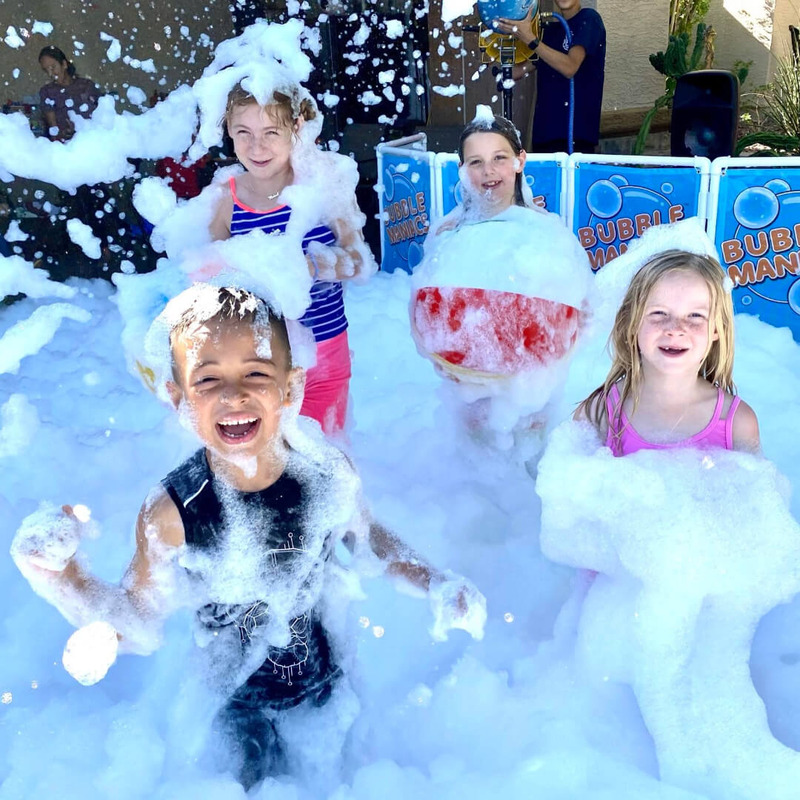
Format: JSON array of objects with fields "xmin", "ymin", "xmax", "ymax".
[
  {"xmin": 0, "ymin": 0, "xmax": 233, "ymax": 111},
  {"xmin": 596, "ymin": 0, "xmax": 669, "ymax": 112},
  {"xmin": 596, "ymin": 0, "xmax": 793, "ymax": 113},
  {"xmin": 706, "ymin": 0, "xmax": 777, "ymax": 87},
  {"xmin": 771, "ymin": 0, "xmax": 797, "ymax": 70}
]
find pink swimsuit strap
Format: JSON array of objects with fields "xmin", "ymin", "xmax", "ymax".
[
  {"xmin": 606, "ymin": 383, "xmax": 740, "ymax": 456},
  {"xmin": 228, "ymin": 176, "xmax": 286, "ymax": 214}
]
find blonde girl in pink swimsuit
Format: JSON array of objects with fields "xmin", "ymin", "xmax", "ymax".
[{"xmin": 575, "ymin": 249, "xmax": 760, "ymax": 456}]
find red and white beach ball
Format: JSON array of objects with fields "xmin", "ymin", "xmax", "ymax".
[{"xmin": 411, "ymin": 206, "xmax": 592, "ymax": 383}]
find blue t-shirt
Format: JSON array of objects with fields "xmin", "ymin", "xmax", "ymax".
[{"xmin": 532, "ymin": 7, "xmax": 606, "ymax": 147}]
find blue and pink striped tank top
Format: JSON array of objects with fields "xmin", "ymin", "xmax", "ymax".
[
  {"xmin": 605, "ymin": 383, "xmax": 741, "ymax": 456},
  {"xmin": 228, "ymin": 177, "xmax": 347, "ymax": 343}
]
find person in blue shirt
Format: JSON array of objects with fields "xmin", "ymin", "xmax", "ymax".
[{"xmin": 495, "ymin": 0, "xmax": 606, "ymax": 154}]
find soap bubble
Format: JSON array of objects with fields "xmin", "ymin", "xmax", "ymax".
[
  {"xmin": 586, "ymin": 179, "xmax": 623, "ymax": 219},
  {"xmin": 733, "ymin": 186, "xmax": 780, "ymax": 230}
]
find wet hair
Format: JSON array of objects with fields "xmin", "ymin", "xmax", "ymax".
[
  {"xmin": 169, "ymin": 287, "xmax": 292, "ymax": 382},
  {"xmin": 578, "ymin": 250, "xmax": 736, "ymax": 441},
  {"xmin": 38, "ymin": 46, "xmax": 77, "ymax": 78},
  {"xmin": 458, "ymin": 114, "xmax": 526, "ymax": 206},
  {"xmin": 224, "ymin": 82, "xmax": 317, "ymax": 130}
]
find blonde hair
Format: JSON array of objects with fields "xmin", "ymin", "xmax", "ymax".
[
  {"xmin": 579, "ymin": 250, "xmax": 736, "ymax": 441},
  {"xmin": 224, "ymin": 82, "xmax": 317, "ymax": 130}
]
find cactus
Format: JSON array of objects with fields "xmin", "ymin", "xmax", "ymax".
[
  {"xmin": 734, "ymin": 132, "xmax": 800, "ymax": 157},
  {"xmin": 649, "ymin": 24, "xmax": 709, "ymax": 80},
  {"xmin": 736, "ymin": 59, "xmax": 800, "ymax": 156},
  {"xmin": 634, "ymin": 24, "xmax": 715, "ymax": 155}
]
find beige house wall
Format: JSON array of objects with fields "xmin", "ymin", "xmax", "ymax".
[
  {"xmin": 598, "ymin": 0, "xmax": 796, "ymax": 113},
  {"xmin": 0, "ymin": 0, "xmax": 233, "ymax": 110},
  {"xmin": 595, "ymin": 0, "xmax": 668, "ymax": 114},
  {"xmin": 706, "ymin": 0, "xmax": 777, "ymax": 86},
  {"xmin": 770, "ymin": 0, "xmax": 797, "ymax": 69}
]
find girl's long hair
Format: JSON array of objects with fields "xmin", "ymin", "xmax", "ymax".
[
  {"xmin": 458, "ymin": 114, "xmax": 526, "ymax": 207},
  {"xmin": 38, "ymin": 46, "xmax": 77, "ymax": 78},
  {"xmin": 579, "ymin": 250, "xmax": 736, "ymax": 443}
]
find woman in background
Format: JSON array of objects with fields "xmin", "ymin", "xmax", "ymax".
[
  {"xmin": 37, "ymin": 46, "xmax": 119, "ymax": 278},
  {"xmin": 38, "ymin": 45, "xmax": 102, "ymax": 142}
]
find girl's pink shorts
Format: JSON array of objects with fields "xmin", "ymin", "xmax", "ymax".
[{"xmin": 300, "ymin": 330, "xmax": 351, "ymax": 435}]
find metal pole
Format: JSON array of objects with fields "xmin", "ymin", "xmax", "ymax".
[{"xmin": 502, "ymin": 64, "xmax": 514, "ymax": 119}]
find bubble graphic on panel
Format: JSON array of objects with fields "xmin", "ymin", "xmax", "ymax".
[
  {"xmin": 608, "ymin": 173, "xmax": 628, "ymax": 187},
  {"xmin": 788, "ymin": 278, "xmax": 800, "ymax": 315},
  {"xmin": 731, "ymin": 188, "xmax": 800, "ymax": 315},
  {"xmin": 383, "ymin": 167, "xmax": 397, "ymax": 201},
  {"xmin": 407, "ymin": 240, "xmax": 425, "ymax": 269},
  {"xmin": 661, "ymin": 182, "xmax": 674, "ymax": 194},
  {"xmin": 765, "ymin": 178, "xmax": 791, "ymax": 195},
  {"xmin": 732, "ymin": 186, "xmax": 779, "ymax": 230},
  {"xmin": 586, "ymin": 179, "xmax": 623, "ymax": 219}
]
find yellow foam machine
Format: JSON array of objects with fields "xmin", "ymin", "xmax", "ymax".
[{"xmin": 477, "ymin": 0, "xmax": 541, "ymax": 118}]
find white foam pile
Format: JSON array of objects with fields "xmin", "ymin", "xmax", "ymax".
[
  {"xmin": 3, "ymin": 250, "xmax": 800, "ymax": 800},
  {"xmin": 2, "ymin": 14, "xmax": 800, "ymax": 800}
]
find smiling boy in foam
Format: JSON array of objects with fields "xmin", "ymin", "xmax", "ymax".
[{"xmin": 11, "ymin": 284, "xmax": 486, "ymax": 792}]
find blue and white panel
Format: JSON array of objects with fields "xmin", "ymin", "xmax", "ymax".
[
  {"xmin": 376, "ymin": 135, "xmax": 436, "ymax": 274},
  {"xmin": 568, "ymin": 154, "xmax": 711, "ymax": 271},
  {"xmin": 709, "ymin": 156, "xmax": 800, "ymax": 341}
]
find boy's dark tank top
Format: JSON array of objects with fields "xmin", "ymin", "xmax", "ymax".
[{"xmin": 161, "ymin": 449, "xmax": 340, "ymax": 709}]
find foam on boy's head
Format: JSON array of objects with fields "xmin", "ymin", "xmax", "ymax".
[
  {"xmin": 168, "ymin": 286, "xmax": 292, "ymax": 375},
  {"xmin": 140, "ymin": 285, "xmax": 293, "ymax": 401}
]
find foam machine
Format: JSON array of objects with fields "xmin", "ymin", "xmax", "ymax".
[
  {"xmin": 476, "ymin": 0, "xmax": 575, "ymax": 153},
  {"xmin": 475, "ymin": 0, "xmax": 540, "ymax": 119}
]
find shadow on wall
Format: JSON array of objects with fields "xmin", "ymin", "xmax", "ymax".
[{"xmin": 707, "ymin": 0, "xmax": 785, "ymax": 84}]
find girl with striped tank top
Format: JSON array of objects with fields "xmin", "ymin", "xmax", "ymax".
[
  {"xmin": 209, "ymin": 83, "xmax": 372, "ymax": 435},
  {"xmin": 575, "ymin": 250, "xmax": 760, "ymax": 456}
]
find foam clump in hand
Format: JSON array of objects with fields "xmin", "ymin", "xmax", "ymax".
[
  {"xmin": 10, "ymin": 502, "xmax": 93, "ymax": 573},
  {"xmin": 71, "ymin": 504, "xmax": 92, "ymax": 523},
  {"xmin": 62, "ymin": 621, "xmax": 120, "ymax": 686},
  {"xmin": 429, "ymin": 572, "xmax": 487, "ymax": 642},
  {"xmin": 307, "ymin": 241, "xmax": 354, "ymax": 280}
]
